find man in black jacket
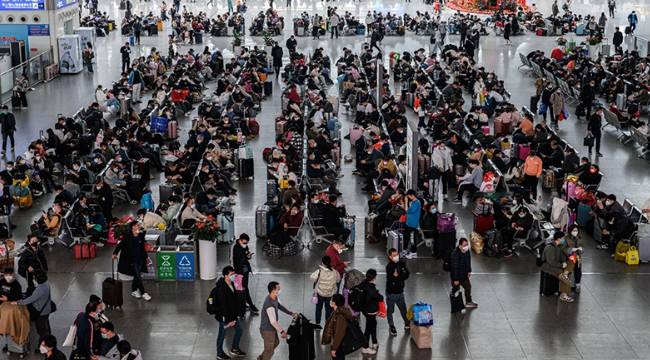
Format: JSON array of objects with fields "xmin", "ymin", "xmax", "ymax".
[
  {"xmin": 450, "ymin": 238, "xmax": 477, "ymax": 308},
  {"xmin": 358, "ymin": 269, "xmax": 383, "ymax": 356},
  {"xmin": 271, "ymin": 42, "xmax": 283, "ymax": 77},
  {"xmin": 579, "ymin": 80, "xmax": 596, "ymax": 120},
  {"xmin": 320, "ymin": 195, "xmax": 350, "ymax": 242},
  {"xmin": 385, "ymin": 248, "xmax": 410, "ymax": 336},
  {"xmin": 213, "ymin": 266, "xmax": 246, "ymax": 360},
  {"xmin": 17, "ymin": 233, "xmax": 48, "ymax": 295},
  {"xmin": 0, "ymin": 267, "xmax": 21, "ymax": 303},
  {"xmin": 231, "ymin": 233, "xmax": 259, "ymax": 314},
  {"xmin": 286, "ymin": 36, "xmax": 297, "ymax": 55},
  {"xmin": 0, "ymin": 105, "xmax": 16, "ymax": 156},
  {"xmin": 613, "ymin": 27, "xmax": 623, "ymax": 53}
]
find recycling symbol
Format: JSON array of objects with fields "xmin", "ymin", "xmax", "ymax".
[{"xmin": 179, "ymin": 256, "xmax": 191, "ymax": 266}]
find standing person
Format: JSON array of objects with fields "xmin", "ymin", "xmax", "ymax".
[
  {"xmin": 450, "ymin": 238, "xmax": 478, "ymax": 309},
  {"xmin": 370, "ymin": 26, "xmax": 383, "ymax": 53},
  {"xmin": 598, "ymin": 12, "xmax": 607, "ymax": 30},
  {"xmin": 385, "ymin": 248, "xmax": 409, "ymax": 336},
  {"xmin": 321, "ymin": 294, "xmax": 353, "ymax": 360},
  {"xmin": 330, "ymin": 13, "xmax": 339, "ymax": 39},
  {"xmin": 93, "ymin": 178, "xmax": 114, "ymax": 222},
  {"xmin": 310, "ymin": 256, "xmax": 340, "ymax": 326},
  {"xmin": 128, "ymin": 65, "xmax": 144, "ymax": 104},
  {"xmin": 38, "ymin": 335, "xmax": 67, "ymax": 360},
  {"xmin": 549, "ymin": 87, "xmax": 564, "ymax": 130},
  {"xmin": 613, "ymin": 27, "xmax": 623, "ymax": 53},
  {"xmin": 13, "ymin": 75, "xmax": 28, "ymax": 109},
  {"xmin": 608, "ymin": 0, "xmax": 615, "ymax": 17},
  {"xmin": 0, "ymin": 267, "xmax": 22, "ymax": 302},
  {"xmin": 463, "ymin": 36, "xmax": 475, "ymax": 60},
  {"xmin": 0, "ymin": 105, "xmax": 16, "ymax": 156},
  {"xmin": 112, "ymin": 221, "xmax": 151, "ymax": 301},
  {"xmin": 133, "ymin": 19, "xmax": 142, "ymax": 45},
  {"xmin": 231, "ymin": 233, "xmax": 259, "ymax": 314},
  {"xmin": 551, "ymin": 0, "xmax": 559, "ymax": 17},
  {"xmin": 522, "ymin": 151, "xmax": 543, "ymax": 201},
  {"xmin": 402, "ymin": 190, "xmax": 421, "ymax": 259},
  {"xmin": 11, "ymin": 270, "xmax": 53, "ymax": 350},
  {"xmin": 83, "ymin": 42, "xmax": 95, "ymax": 73},
  {"xmin": 458, "ymin": 21, "xmax": 467, "ymax": 46},
  {"xmin": 71, "ymin": 302, "xmax": 101, "ymax": 358},
  {"xmin": 160, "ymin": 1, "xmax": 168, "ymax": 20},
  {"xmin": 286, "ymin": 35, "xmax": 297, "ymax": 54},
  {"xmin": 258, "ymin": 281, "xmax": 296, "ymax": 360},
  {"xmin": 17, "ymin": 233, "xmax": 48, "ymax": 295},
  {"xmin": 325, "ymin": 240, "xmax": 348, "ymax": 289},
  {"xmin": 286, "ymin": 0, "xmax": 290, "ymax": 7},
  {"xmin": 120, "ymin": 42, "xmax": 131, "ymax": 73},
  {"xmin": 503, "ymin": 20, "xmax": 512, "ymax": 46},
  {"xmin": 358, "ymin": 269, "xmax": 383, "ymax": 355},
  {"xmin": 627, "ymin": 11, "xmax": 637, "ymax": 33},
  {"xmin": 437, "ymin": 18, "xmax": 446, "ymax": 53},
  {"xmin": 313, "ymin": 15, "xmax": 321, "ymax": 40},
  {"xmin": 212, "ymin": 266, "xmax": 246, "ymax": 360},
  {"xmin": 271, "ymin": 42, "xmax": 283, "ymax": 78},
  {"xmin": 587, "ymin": 106, "xmax": 603, "ymax": 157},
  {"xmin": 227, "ymin": 0, "xmax": 233, "ymax": 12},
  {"xmin": 542, "ymin": 231, "xmax": 575, "ymax": 302},
  {"xmin": 564, "ymin": 225, "xmax": 584, "ymax": 293}
]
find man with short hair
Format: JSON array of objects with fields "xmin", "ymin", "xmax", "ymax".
[
  {"xmin": 402, "ymin": 190, "xmax": 421, "ymax": 259},
  {"xmin": 93, "ymin": 321, "xmax": 121, "ymax": 359},
  {"xmin": 385, "ymin": 249, "xmax": 410, "ymax": 336},
  {"xmin": 0, "ymin": 105, "xmax": 15, "ymax": 156},
  {"xmin": 258, "ymin": 281, "xmax": 295, "ymax": 360},
  {"xmin": 0, "ymin": 267, "xmax": 21, "ymax": 303},
  {"xmin": 212, "ymin": 266, "xmax": 246, "ymax": 360}
]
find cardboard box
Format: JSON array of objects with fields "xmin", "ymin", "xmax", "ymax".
[{"xmin": 410, "ymin": 324, "xmax": 433, "ymax": 349}]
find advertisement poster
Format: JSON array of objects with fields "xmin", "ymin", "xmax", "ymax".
[{"xmin": 57, "ymin": 35, "xmax": 82, "ymax": 74}]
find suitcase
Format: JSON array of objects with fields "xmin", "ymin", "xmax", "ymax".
[
  {"xmin": 167, "ymin": 120, "xmax": 178, "ymax": 139},
  {"xmin": 159, "ymin": 184, "xmax": 174, "ymax": 203},
  {"xmin": 248, "ymin": 119, "xmax": 260, "ymax": 137},
  {"xmin": 450, "ymin": 289, "xmax": 465, "ymax": 313},
  {"xmin": 539, "ymin": 271, "xmax": 559, "ymax": 296},
  {"xmin": 264, "ymin": 81, "xmax": 273, "ymax": 96},
  {"xmin": 343, "ymin": 217, "xmax": 355, "ymax": 247},
  {"xmin": 601, "ymin": 44, "xmax": 611, "ymax": 57},
  {"xmin": 256, "ymin": 205, "xmax": 270, "ymax": 238},
  {"xmin": 387, "ymin": 230, "xmax": 403, "ymax": 253},
  {"xmin": 103, "ymin": 261, "xmax": 124, "ymax": 309},
  {"xmin": 365, "ymin": 213, "xmax": 379, "ymax": 242},
  {"xmin": 267, "ymin": 179, "xmax": 278, "ymax": 204},
  {"xmin": 157, "ymin": 20, "xmax": 163, "ymax": 31},
  {"xmin": 473, "ymin": 214, "xmax": 494, "ymax": 235},
  {"xmin": 195, "ymin": 32, "xmax": 203, "ymax": 44},
  {"xmin": 535, "ymin": 28, "xmax": 546, "ymax": 36},
  {"xmin": 11, "ymin": 93, "xmax": 20, "ymax": 108},
  {"xmin": 73, "ymin": 242, "xmax": 97, "ymax": 260},
  {"xmin": 530, "ymin": 96, "xmax": 539, "ymax": 114},
  {"xmin": 239, "ymin": 158, "xmax": 254, "ymax": 179},
  {"xmin": 542, "ymin": 169, "xmax": 556, "ymax": 190},
  {"xmin": 436, "ymin": 213, "xmax": 457, "ymax": 233},
  {"xmin": 151, "ymin": 116, "xmax": 168, "ymax": 133},
  {"xmin": 129, "ymin": 35, "xmax": 135, "ymax": 45},
  {"xmin": 517, "ymin": 144, "xmax": 530, "ymax": 161},
  {"xmin": 576, "ymin": 203, "xmax": 593, "ymax": 227},
  {"xmin": 434, "ymin": 230, "xmax": 456, "ymax": 259},
  {"xmin": 13, "ymin": 194, "xmax": 32, "ymax": 208},
  {"xmin": 616, "ymin": 93, "xmax": 626, "ymax": 110},
  {"xmin": 410, "ymin": 325, "xmax": 433, "ymax": 349},
  {"xmin": 275, "ymin": 120, "xmax": 286, "ymax": 135},
  {"xmin": 149, "ymin": 24, "xmax": 158, "ymax": 35},
  {"xmin": 494, "ymin": 118, "xmax": 507, "ymax": 137}
]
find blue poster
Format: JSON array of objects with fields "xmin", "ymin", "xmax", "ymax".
[
  {"xmin": 175, "ymin": 252, "xmax": 195, "ymax": 281},
  {"xmin": 27, "ymin": 25, "xmax": 49, "ymax": 36},
  {"xmin": 0, "ymin": 0, "xmax": 44, "ymax": 10}
]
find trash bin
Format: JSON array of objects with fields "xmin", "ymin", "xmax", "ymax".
[
  {"xmin": 142, "ymin": 234, "xmax": 160, "ymax": 280},
  {"xmin": 156, "ymin": 246, "xmax": 177, "ymax": 281},
  {"xmin": 197, "ymin": 239, "xmax": 217, "ymax": 280},
  {"xmin": 176, "ymin": 245, "xmax": 196, "ymax": 281}
]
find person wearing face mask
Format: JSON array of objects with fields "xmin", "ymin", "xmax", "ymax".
[
  {"xmin": 17, "ymin": 233, "xmax": 48, "ymax": 295},
  {"xmin": 12, "ymin": 270, "xmax": 53, "ymax": 351},
  {"xmin": 325, "ymin": 240, "xmax": 349, "ymax": 285},
  {"xmin": 542, "ymin": 231, "xmax": 574, "ymax": 302},
  {"xmin": 112, "ymin": 221, "xmax": 151, "ymax": 301},
  {"xmin": 258, "ymin": 281, "xmax": 296, "ymax": 360},
  {"xmin": 310, "ymin": 256, "xmax": 341, "ymax": 326},
  {"xmin": 322, "ymin": 294, "xmax": 353, "ymax": 360},
  {"xmin": 93, "ymin": 179, "xmax": 114, "ymax": 221},
  {"xmin": 563, "ymin": 225, "xmax": 584, "ymax": 293},
  {"xmin": 432, "ymin": 141, "xmax": 453, "ymax": 199},
  {"xmin": 71, "ymin": 301, "xmax": 101, "ymax": 359},
  {"xmin": 231, "ymin": 233, "xmax": 259, "ymax": 315},
  {"xmin": 0, "ymin": 267, "xmax": 21, "ymax": 303},
  {"xmin": 91, "ymin": 322, "xmax": 120, "ymax": 360},
  {"xmin": 385, "ymin": 248, "xmax": 410, "ymax": 336},
  {"xmin": 454, "ymin": 159, "xmax": 483, "ymax": 203},
  {"xmin": 211, "ymin": 266, "xmax": 246, "ymax": 360},
  {"xmin": 0, "ymin": 105, "xmax": 16, "ymax": 156},
  {"xmin": 357, "ymin": 269, "xmax": 383, "ymax": 355},
  {"xmin": 449, "ymin": 238, "xmax": 478, "ymax": 309},
  {"xmin": 38, "ymin": 335, "xmax": 66, "ymax": 360}
]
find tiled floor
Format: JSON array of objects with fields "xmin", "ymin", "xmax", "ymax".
[{"xmin": 5, "ymin": 0, "xmax": 650, "ymax": 359}]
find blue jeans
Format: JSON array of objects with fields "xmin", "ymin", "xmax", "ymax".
[
  {"xmin": 315, "ymin": 294, "xmax": 332, "ymax": 325},
  {"xmin": 386, "ymin": 293, "xmax": 408, "ymax": 328},
  {"xmin": 216, "ymin": 319, "xmax": 242, "ymax": 355}
]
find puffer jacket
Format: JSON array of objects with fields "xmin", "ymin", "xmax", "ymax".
[
  {"xmin": 321, "ymin": 306, "xmax": 354, "ymax": 351},
  {"xmin": 310, "ymin": 265, "xmax": 341, "ymax": 298}
]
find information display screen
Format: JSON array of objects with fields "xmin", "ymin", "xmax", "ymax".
[
  {"xmin": 0, "ymin": 0, "xmax": 45, "ymax": 10},
  {"xmin": 56, "ymin": 0, "xmax": 77, "ymax": 8}
]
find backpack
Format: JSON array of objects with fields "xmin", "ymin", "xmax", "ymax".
[
  {"xmin": 343, "ymin": 269, "xmax": 364, "ymax": 289},
  {"xmin": 206, "ymin": 286, "xmax": 218, "ymax": 315},
  {"xmin": 348, "ymin": 286, "xmax": 366, "ymax": 312}
]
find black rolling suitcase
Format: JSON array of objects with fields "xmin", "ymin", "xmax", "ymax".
[
  {"xmin": 11, "ymin": 93, "xmax": 20, "ymax": 109},
  {"xmin": 159, "ymin": 183, "xmax": 174, "ymax": 203},
  {"xmin": 434, "ymin": 230, "xmax": 456, "ymax": 259},
  {"xmin": 539, "ymin": 271, "xmax": 559, "ymax": 296},
  {"xmin": 264, "ymin": 81, "xmax": 272, "ymax": 96},
  {"xmin": 239, "ymin": 158, "xmax": 254, "ymax": 179},
  {"xmin": 103, "ymin": 261, "xmax": 124, "ymax": 309}
]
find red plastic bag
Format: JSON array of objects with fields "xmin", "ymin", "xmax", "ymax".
[{"xmin": 377, "ymin": 301, "xmax": 387, "ymax": 318}]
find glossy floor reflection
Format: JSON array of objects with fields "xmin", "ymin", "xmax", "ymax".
[{"xmin": 5, "ymin": 0, "xmax": 650, "ymax": 359}]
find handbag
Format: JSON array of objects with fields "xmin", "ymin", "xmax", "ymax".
[
  {"xmin": 311, "ymin": 270, "xmax": 321, "ymax": 305},
  {"xmin": 583, "ymin": 134, "xmax": 594, "ymax": 147},
  {"xmin": 62, "ymin": 322, "xmax": 77, "ymax": 347},
  {"xmin": 377, "ymin": 300, "xmax": 387, "ymax": 318},
  {"xmin": 625, "ymin": 246, "xmax": 640, "ymax": 265}
]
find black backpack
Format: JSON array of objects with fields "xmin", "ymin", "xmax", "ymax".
[
  {"xmin": 206, "ymin": 286, "xmax": 219, "ymax": 315},
  {"xmin": 348, "ymin": 286, "xmax": 366, "ymax": 312},
  {"xmin": 340, "ymin": 320, "xmax": 365, "ymax": 355}
]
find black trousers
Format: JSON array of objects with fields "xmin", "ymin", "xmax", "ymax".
[
  {"xmin": 2, "ymin": 132, "xmax": 14, "ymax": 151},
  {"xmin": 242, "ymin": 272, "xmax": 255, "ymax": 307},
  {"xmin": 132, "ymin": 263, "xmax": 145, "ymax": 293},
  {"xmin": 122, "ymin": 59, "xmax": 130, "ymax": 73},
  {"xmin": 523, "ymin": 174, "xmax": 539, "ymax": 200},
  {"xmin": 588, "ymin": 132, "xmax": 602, "ymax": 153},
  {"xmin": 331, "ymin": 26, "xmax": 339, "ymax": 39},
  {"xmin": 363, "ymin": 314, "xmax": 377, "ymax": 347},
  {"xmin": 451, "ymin": 279, "xmax": 472, "ymax": 303}
]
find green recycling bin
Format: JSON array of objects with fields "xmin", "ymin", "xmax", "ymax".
[{"xmin": 156, "ymin": 246, "xmax": 177, "ymax": 281}]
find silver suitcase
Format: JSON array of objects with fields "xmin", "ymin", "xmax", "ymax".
[
  {"xmin": 256, "ymin": 205, "xmax": 269, "ymax": 238},
  {"xmin": 387, "ymin": 230, "xmax": 403, "ymax": 253},
  {"xmin": 616, "ymin": 93, "xmax": 626, "ymax": 110},
  {"xmin": 637, "ymin": 223, "xmax": 650, "ymax": 262}
]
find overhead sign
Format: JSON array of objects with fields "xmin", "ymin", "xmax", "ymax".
[
  {"xmin": 56, "ymin": 0, "xmax": 77, "ymax": 9},
  {"xmin": 27, "ymin": 25, "xmax": 49, "ymax": 36},
  {"xmin": 176, "ymin": 252, "xmax": 195, "ymax": 281},
  {"xmin": 0, "ymin": 0, "xmax": 44, "ymax": 10}
]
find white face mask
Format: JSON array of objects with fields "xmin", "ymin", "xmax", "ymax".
[
  {"xmin": 391, "ymin": 256, "xmax": 399, "ymax": 263},
  {"xmin": 39, "ymin": 345, "xmax": 48, "ymax": 354},
  {"xmin": 4, "ymin": 275, "xmax": 14, "ymax": 282},
  {"xmin": 461, "ymin": 246, "xmax": 470, "ymax": 252},
  {"xmin": 337, "ymin": 248, "xmax": 343, "ymax": 254},
  {"xmin": 571, "ymin": 231, "xmax": 579, "ymax": 237}
]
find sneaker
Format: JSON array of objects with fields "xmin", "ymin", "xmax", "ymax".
[
  {"xmin": 465, "ymin": 302, "xmax": 478, "ymax": 308},
  {"xmin": 131, "ymin": 290, "xmax": 142, "ymax": 299},
  {"xmin": 596, "ymin": 244, "xmax": 609, "ymax": 250},
  {"xmin": 95, "ymin": 242, "xmax": 105, "ymax": 248},
  {"xmin": 596, "ymin": 152, "xmax": 603, "ymax": 157},
  {"xmin": 372, "ymin": 344, "xmax": 378, "ymax": 351},
  {"xmin": 361, "ymin": 347, "xmax": 377, "ymax": 355},
  {"xmin": 575, "ymin": 284, "xmax": 581, "ymax": 294},
  {"xmin": 217, "ymin": 353, "xmax": 231, "ymax": 360},
  {"xmin": 405, "ymin": 252, "xmax": 418, "ymax": 259},
  {"xmin": 443, "ymin": 194, "xmax": 448, "ymax": 200},
  {"xmin": 559, "ymin": 294, "xmax": 575, "ymax": 303},
  {"xmin": 452, "ymin": 198, "xmax": 462, "ymax": 204},
  {"xmin": 389, "ymin": 326, "xmax": 397, "ymax": 336},
  {"xmin": 142, "ymin": 293, "xmax": 152, "ymax": 301},
  {"xmin": 230, "ymin": 348, "xmax": 246, "ymax": 356},
  {"xmin": 404, "ymin": 324, "xmax": 410, "ymax": 331}
]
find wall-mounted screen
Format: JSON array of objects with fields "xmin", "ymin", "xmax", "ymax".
[{"xmin": 0, "ymin": 0, "xmax": 45, "ymax": 10}]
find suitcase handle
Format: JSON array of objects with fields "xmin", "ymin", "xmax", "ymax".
[{"xmin": 112, "ymin": 258, "xmax": 119, "ymax": 280}]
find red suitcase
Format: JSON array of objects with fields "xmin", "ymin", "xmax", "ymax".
[{"xmin": 167, "ymin": 120, "xmax": 178, "ymax": 139}]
